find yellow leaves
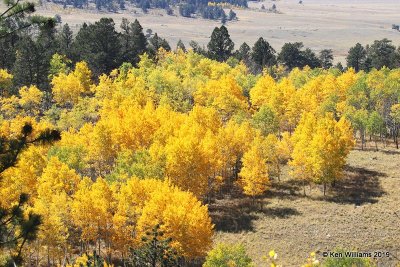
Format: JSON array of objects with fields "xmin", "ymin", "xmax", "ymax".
[
  {"xmin": 249, "ymin": 74, "xmax": 277, "ymax": 108},
  {"xmin": 113, "ymin": 178, "xmax": 214, "ymax": 258},
  {"xmin": 194, "ymin": 75, "xmax": 248, "ymax": 120},
  {"xmin": 34, "ymin": 158, "xmax": 81, "ymax": 254},
  {"xmin": 0, "ymin": 69, "xmax": 13, "ymax": 96},
  {"xmin": 0, "ymin": 85, "xmax": 44, "ymax": 118},
  {"xmin": 100, "ymin": 101, "xmax": 159, "ymax": 151},
  {"xmin": 390, "ymin": 104, "xmax": 400, "ymax": 123},
  {"xmin": 136, "ymin": 181, "xmax": 213, "ymax": 259},
  {"xmin": 163, "ymin": 106, "xmax": 222, "ymax": 196},
  {"xmin": 0, "ymin": 145, "xmax": 48, "ymax": 207},
  {"xmin": 52, "ymin": 73, "xmax": 84, "ymax": 105},
  {"xmin": 74, "ymin": 61, "xmax": 93, "ymax": 92},
  {"xmin": 238, "ymin": 136, "xmax": 270, "ymax": 196},
  {"xmin": 71, "ymin": 177, "xmax": 114, "ymax": 243},
  {"xmin": 290, "ymin": 113, "xmax": 355, "ymax": 187},
  {"xmin": 18, "ymin": 85, "xmax": 43, "ymax": 108},
  {"xmin": 52, "ymin": 61, "xmax": 93, "ymax": 105},
  {"xmin": 39, "ymin": 157, "xmax": 80, "ymax": 197}
]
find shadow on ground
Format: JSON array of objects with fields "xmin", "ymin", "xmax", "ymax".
[
  {"xmin": 209, "ymin": 193, "xmax": 301, "ymax": 233},
  {"xmin": 210, "ymin": 165, "xmax": 386, "ymax": 232},
  {"xmin": 323, "ymin": 165, "xmax": 386, "ymax": 205}
]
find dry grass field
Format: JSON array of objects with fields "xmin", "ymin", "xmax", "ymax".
[
  {"xmin": 210, "ymin": 141, "xmax": 400, "ymax": 266},
  {"xmin": 31, "ymin": 0, "xmax": 400, "ymax": 64}
]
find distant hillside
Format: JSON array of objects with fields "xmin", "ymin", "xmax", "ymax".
[{"xmin": 46, "ymin": 0, "xmax": 245, "ymax": 21}]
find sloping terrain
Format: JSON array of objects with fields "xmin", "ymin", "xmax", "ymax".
[{"xmin": 211, "ymin": 143, "xmax": 400, "ymax": 266}]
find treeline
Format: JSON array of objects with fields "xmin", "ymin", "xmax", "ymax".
[
  {"xmin": 2, "ymin": 18, "xmax": 400, "ymax": 94},
  {"xmin": 179, "ymin": 1, "xmax": 239, "ymax": 22},
  {"xmin": 52, "ymin": 0, "xmax": 242, "ymax": 21},
  {"xmin": 0, "ymin": 18, "xmax": 170, "ymax": 92}
]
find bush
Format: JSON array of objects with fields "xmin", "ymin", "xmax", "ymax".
[{"xmin": 203, "ymin": 243, "xmax": 253, "ymax": 267}]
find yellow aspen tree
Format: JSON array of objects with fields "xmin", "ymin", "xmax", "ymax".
[
  {"xmin": 290, "ymin": 113, "xmax": 354, "ymax": 195},
  {"xmin": 71, "ymin": 177, "xmax": 115, "ymax": 256},
  {"xmin": 289, "ymin": 112, "xmax": 317, "ymax": 194},
  {"xmin": 73, "ymin": 61, "xmax": 93, "ymax": 93},
  {"xmin": 0, "ymin": 145, "xmax": 48, "ymax": 207},
  {"xmin": 34, "ymin": 157, "xmax": 80, "ymax": 264},
  {"xmin": 18, "ymin": 86, "xmax": 43, "ymax": 115},
  {"xmin": 309, "ymin": 115, "xmax": 355, "ymax": 195},
  {"xmin": 194, "ymin": 75, "xmax": 248, "ymax": 120},
  {"xmin": 164, "ymin": 106, "xmax": 221, "ymax": 197},
  {"xmin": 249, "ymin": 74, "xmax": 277, "ymax": 108},
  {"xmin": 135, "ymin": 180, "xmax": 214, "ymax": 259},
  {"xmin": 52, "ymin": 61, "xmax": 93, "ymax": 105},
  {"xmin": 238, "ymin": 136, "xmax": 270, "ymax": 198},
  {"xmin": 0, "ymin": 69, "xmax": 13, "ymax": 97},
  {"xmin": 112, "ymin": 178, "xmax": 161, "ymax": 254}
]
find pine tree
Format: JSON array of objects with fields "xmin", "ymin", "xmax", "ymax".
[
  {"xmin": 346, "ymin": 43, "xmax": 367, "ymax": 72},
  {"xmin": 12, "ymin": 25, "xmax": 58, "ymax": 90},
  {"xmin": 57, "ymin": 23, "xmax": 74, "ymax": 57},
  {"xmin": 72, "ymin": 18, "xmax": 122, "ymax": 76},
  {"xmin": 120, "ymin": 18, "xmax": 148, "ymax": 65},
  {"xmin": 251, "ymin": 37, "xmax": 276, "ymax": 71},
  {"xmin": 235, "ymin": 42, "xmax": 251, "ymax": 62},
  {"xmin": 129, "ymin": 224, "xmax": 179, "ymax": 267},
  {"xmin": 319, "ymin": 49, "xmax": 334, "ymax": 69},
  {"xmin": 148, "ymin": 33, "xmax": 171, "ymax": 57},
  {"xmin": 278, "ymin": 42, "xmax": 305, "ymax": 70},
  {"xmin": 176, "ymin": 39, "xmax": 186, "ymax": 52},
  {"xmin": 207, "ymin": 25, "xmax": 234, "ymax": 62}
]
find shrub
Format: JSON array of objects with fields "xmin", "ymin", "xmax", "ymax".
[{"xmin": 203, "ymin": 243, "xmax": 253, "ymax": 267}]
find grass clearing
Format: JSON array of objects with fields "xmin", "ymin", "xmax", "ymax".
[{"xmin": 211, "ymin": 142, "xmax": 400, "ymax": 266}]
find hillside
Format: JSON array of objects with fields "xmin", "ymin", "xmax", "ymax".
[{"xmin": 212, "ymin": 142, "xmax": 400, "ymax": 266}]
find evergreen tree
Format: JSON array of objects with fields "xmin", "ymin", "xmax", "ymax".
[
  {"xmin": 57, "ymin": 23, "xmax": 74, "ymax": 57},
  {"xmin": 120, "ymin": 18, "xmax": 148, "ymax": 65},
  {"xmin": 346, "ymin": 43, "xmax": 367, "ymax": 72},
  {"xmin": 189, "ymin": 40, "xmax": 207, "ymax": 55},
  {"xmin": 228, "ymin": 9, "xmax": 237, "ymax": 21},
  {"xmin": 278, "ymin": 42, "xmax": 321, "ymax": 70},
  {"xmin": 176, "ymin": 39, "xmax": 186, "ymax": 52},
  {"xmin": 12, "ymin": 25, "xmax": 57, "ymax": 90},
  {"xmin": 0, "ymin": 0, "xmax": 55, "ymax": 72},
  {"xmin": 278, "ymin": 42, "xmax": 305, "ymax": 70},
  {"xmin": 148, "ymin": 33, "xmax": 171, "ymax": 56},
  {"xmin": 221, "ymin": 11, "xmax": 227, "ymax": 24},
  {"xmin": 235, "ymin": 42, "xmax": 251, "ymax": 62},
  {"xmin": 335, "ymin": 62, "xmax": 344, "ymax": 72},
  {"xmin": 128, "ymin": 224, "xmax": 179, "ymax": 267},
  {"xmin": 319, "ymin": 49, "xmax": 333, "ymax": 69},
  {"xmin": 207, "ymin": 25, "xmax": 234, "ymax": 62},
  {"xmin": 0, "ymin": 0, "xmax": 55, "ymax": 39},
  {"xmin": 367, "ymin": 38, "xmax": 398, "ymax": 69},
  {"xmin": 251, "ymin": 37, "xmax": 276, "ymax": 70},
  {"xmin": 302, "ymin": 48, "xmax": 321, "ymax": 68},
  {"xmin": 0, "ymin": 30, "xmax": 19, "ymax": 70},
  {"xmin": 72, "ymin": 18, "xmax": 122, "ymax": 76}
]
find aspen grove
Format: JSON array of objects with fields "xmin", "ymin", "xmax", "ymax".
[{"xmin": 2, "ymin": 48, "xmax": 400, "ymax": 265}]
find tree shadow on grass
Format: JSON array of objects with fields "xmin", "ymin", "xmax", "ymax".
[
  {"xmin": 209, "ymin": 195, "xmax": 301, "ymax": 233},
  {"xmin": 321, "ymin": 165, "xmax": 386, "ymax": 205}
]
